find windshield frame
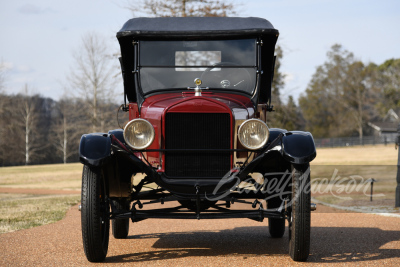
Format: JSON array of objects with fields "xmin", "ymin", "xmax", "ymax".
[{"xmin": 137, "ymin": 38, "xmax": 261, "ymax": 97}]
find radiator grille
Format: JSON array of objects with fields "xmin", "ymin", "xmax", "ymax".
[{"xmin": 165, "ymin": 113, "xmax": 231, "ymax": 178}]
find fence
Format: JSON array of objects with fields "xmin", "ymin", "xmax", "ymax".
[{"xmin": 314, "ymin": 135, "xmax": 396, "ymax": 148}]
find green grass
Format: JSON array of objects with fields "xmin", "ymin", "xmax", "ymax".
[
  {"xmin": 0, "ymin": 193, "xmax": 80, "ymax": 234},
  {"xmin": 0, "ymin": 163, "xmax": 83, "ymax": 234},
  {"xmin": 310, "ymin": 163, "xmax": 397, "ymax": 207},
  {"xmin": 311, "ymin": 165, "xmax": 396, "ymax": 191},
  {"xmin": 313, "ymin": 144, "xmax": 398, "ymax": 165},
  {"xmin": 0, "ymin": 163, "xmax": 82, "ymax": 190}
]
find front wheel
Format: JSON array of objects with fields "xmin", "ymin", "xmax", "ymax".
[
  {"xmin": 288, "ymin": 164, "xmax": 311, "ymax": 262},
  {"xmin": 112, "ymin": 200, "xmax": 130, "ymax": 239},
  {"xmin": 81, "ymin": 165, "xmax": 110, "ymax": 262},
  {"xmin": 267, "ymin": 197, "xmax": 285, "ymax": 238}
]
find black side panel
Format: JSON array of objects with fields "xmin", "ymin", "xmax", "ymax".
[
  {"xmin": 259, "ymin": 35, "xmax": 278, "ymax": 104},
  {"xmin": 79, "ymin": 133, "xmax": 131, "ymax": 198},
  {"xmin": 118, "ymin": 38, "xmax": 136, "ymax": 103}
]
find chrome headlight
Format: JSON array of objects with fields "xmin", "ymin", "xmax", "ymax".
[
  {"xmin": 238, "ymin": 119, "xmax": 269, "ymax": 150},
  {"xmin": 123, "ymin": 119, "xmax": 155, "ymax": 150}
]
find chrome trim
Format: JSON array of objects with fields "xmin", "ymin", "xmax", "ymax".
[
  {"xmin": 234, "ymin": 119, "xmax": 246, "ymax": 162},
  {"xmin": 187, "ymin": 78, "xmax": 209, "ymax": 96},
  {"xmin": 123, "ymin": 118, "xmax": 155, "ymax": 150},
  {"xmin": 238, "ymin": 119, "xmax": 269, "ymax": 150},
  {"xmin": 311, "ymin": 203, "xmax": 317, "ymax": 211},
  {"xmin": 234, "ymin": 119, "xmax": 254, "ymax": 166}
]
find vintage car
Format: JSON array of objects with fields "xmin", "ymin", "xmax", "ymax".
[{"xmin": 79, "ymin": 17, "xmax": 316, "ymax": 262}]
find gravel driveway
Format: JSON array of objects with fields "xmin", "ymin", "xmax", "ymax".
[{"xmin": 1, "ymin": 203, "xmax": 399, "ymax": 266}]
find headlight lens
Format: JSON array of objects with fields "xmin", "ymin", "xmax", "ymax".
[
  {"xmin": 238, "ymin": 119, "xmax": 269, "ymax": 150},
  {"xmin": 123, "ymin": 119, "xmax": 155, "ymax": 150}
]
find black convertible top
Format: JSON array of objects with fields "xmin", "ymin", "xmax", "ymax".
[
  {"xmin": 117, "ymin": 17, "xmax": 279, "ymax": 105},
  {"xmin": 117, "ymin": 17, "xmax": 279, "ymax": 38}
]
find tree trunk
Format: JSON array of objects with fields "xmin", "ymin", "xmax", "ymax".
[
  {"xmin": 63, "ymin": 116, "xmax": 67, "ymax": 164},
  {"xmin": 25, "ymin": 108, "xmax": 30, "ymax": 165}
]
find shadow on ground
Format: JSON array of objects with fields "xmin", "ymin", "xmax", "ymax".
[{"xmin": 105, "ymin": 226, "xmax": 400, "ymax": 263}]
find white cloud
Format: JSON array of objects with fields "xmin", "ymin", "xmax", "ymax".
[
  {"xmin": 16, "ymin": 65, "xmax": 34, "ymax": 73},
  {"xmin": 17, "ymin": 3, "xmax": 54, "ymax": 15},
  {"xmin": 2, "ymin": 61, "xmax": 14, "ymax": 70},
  {"xmin": 283, "ymin": 72, "xmax": 294, "ymax": 84},
  {"xmin": 5, "ymin": 62, "xmax": 35, "ymax": 74}
]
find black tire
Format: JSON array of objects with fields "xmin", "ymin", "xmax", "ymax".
[
  {"xmin": 267, "ymin": 198, "xmax": 285, "ymax": 238},
  {"xmin": 288, "ymin": 164, "xmax": 311, "ymax": 262},
  {"xmin": 112, "ymin": 200, "xmax": 130, "ymax": 239},
  {"xmin": 81, "ymin": 165, "xmax": 109, "ymax": 262}
]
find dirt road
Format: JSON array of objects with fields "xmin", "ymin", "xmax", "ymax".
[{"xmin": 0, "ymin": 203, "xmax": 399, "ymax": 266}]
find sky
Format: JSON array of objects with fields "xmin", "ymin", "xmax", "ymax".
[{"xmin": 1, "ymin": 0, "xmax": 399, "ymax": 103}]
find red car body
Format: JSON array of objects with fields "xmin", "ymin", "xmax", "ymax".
[{"xmin": 79, "ymin": 17, "xmax": 316, "ymax": 263}]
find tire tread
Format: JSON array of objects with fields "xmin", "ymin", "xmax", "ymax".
[
  {"xmin": 112, "ymin": 201, "xmax": 130, "ymax": 239},
  {"xmin": 81, "ymin": 165, "xmax": 109, "ymax": 262},
  {"xmin": 289, "ymin": 164, "xmax": 311, "ymax": 261}
]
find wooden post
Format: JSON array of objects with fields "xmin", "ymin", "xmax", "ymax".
[
  {"xmin": 396, "ymin": 123, "xmax": 400, "ymax": 207},
  {"xmin": 370, "ymin": 179, "xmax": 376, "ymax": 202}
]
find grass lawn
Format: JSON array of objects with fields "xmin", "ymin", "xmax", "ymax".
[
  {"xmin": 0, "ymin": 194, "xmax": 81, "ymax": 233},
  {"xmin": 313, "ymin": 144, "xmax": 398, "ymax": 165},
  {"xmin": 0, "ymin": 163, "xmax": 82, "ymax": 233},
  {"xmin": 311, "ymin": 144, "xmax": 399, "ymax": 209},
  {"xmin": 0, "ymin": 163, "xmax": 82, "ymax": 190}
]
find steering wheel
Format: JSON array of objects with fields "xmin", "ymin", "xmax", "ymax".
[{"xmin": 200, "ymin": 62, "xmax": 252, "ymax": 92}]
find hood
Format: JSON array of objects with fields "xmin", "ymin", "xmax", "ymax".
[
  {"xmin": 138, "ymin": 92, "xmax": 256, "ymax": 171},
  {"xmin": 140, "ymin": 92, "xmax": 255, "ymax": 121}
]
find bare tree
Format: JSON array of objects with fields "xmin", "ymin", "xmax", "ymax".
[
  {"xmin": 10, "ymin": 85, "xmax": 44, "ymax": 165},
  {"xmin": 52, "ymin": 98, "xmax": 86, "ymax": 163},
  {"xmin": 0, "ymin": 61, "xmax": 5, "ymax": 93},
  {"xmin": 68, "ymin": 32, "xmax": 118, "ymax": 132},
  {"xmin": 0, "ymin": 92, "xmax": 79, "ymax": 166},
  {"xmin": 125, "ymin": 0, "xmax": 237, "ymax": 17},
  {"xmin": 0, "ymin": 62, "xmax": 6, "ymax": 163}
]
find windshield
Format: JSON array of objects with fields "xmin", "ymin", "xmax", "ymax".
[{"xmin": 139, "ymin": 39, "xmax": 257, "ymax": 95}]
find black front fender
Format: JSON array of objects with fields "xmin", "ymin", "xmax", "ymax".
[
  {"xmin": 79, "ymin": 133, "xmax": 112, "ymax": 167},
  {"xmin": 281, "ymin": 131, "xmax": 316, "ymax": 164},
  {"xmin": 239, "ymin": 130, "xmax": 316, "ymax": 179},
  {"xmin": 79, "ymin": 130, "xmax": 158, "ymax": 198}
]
